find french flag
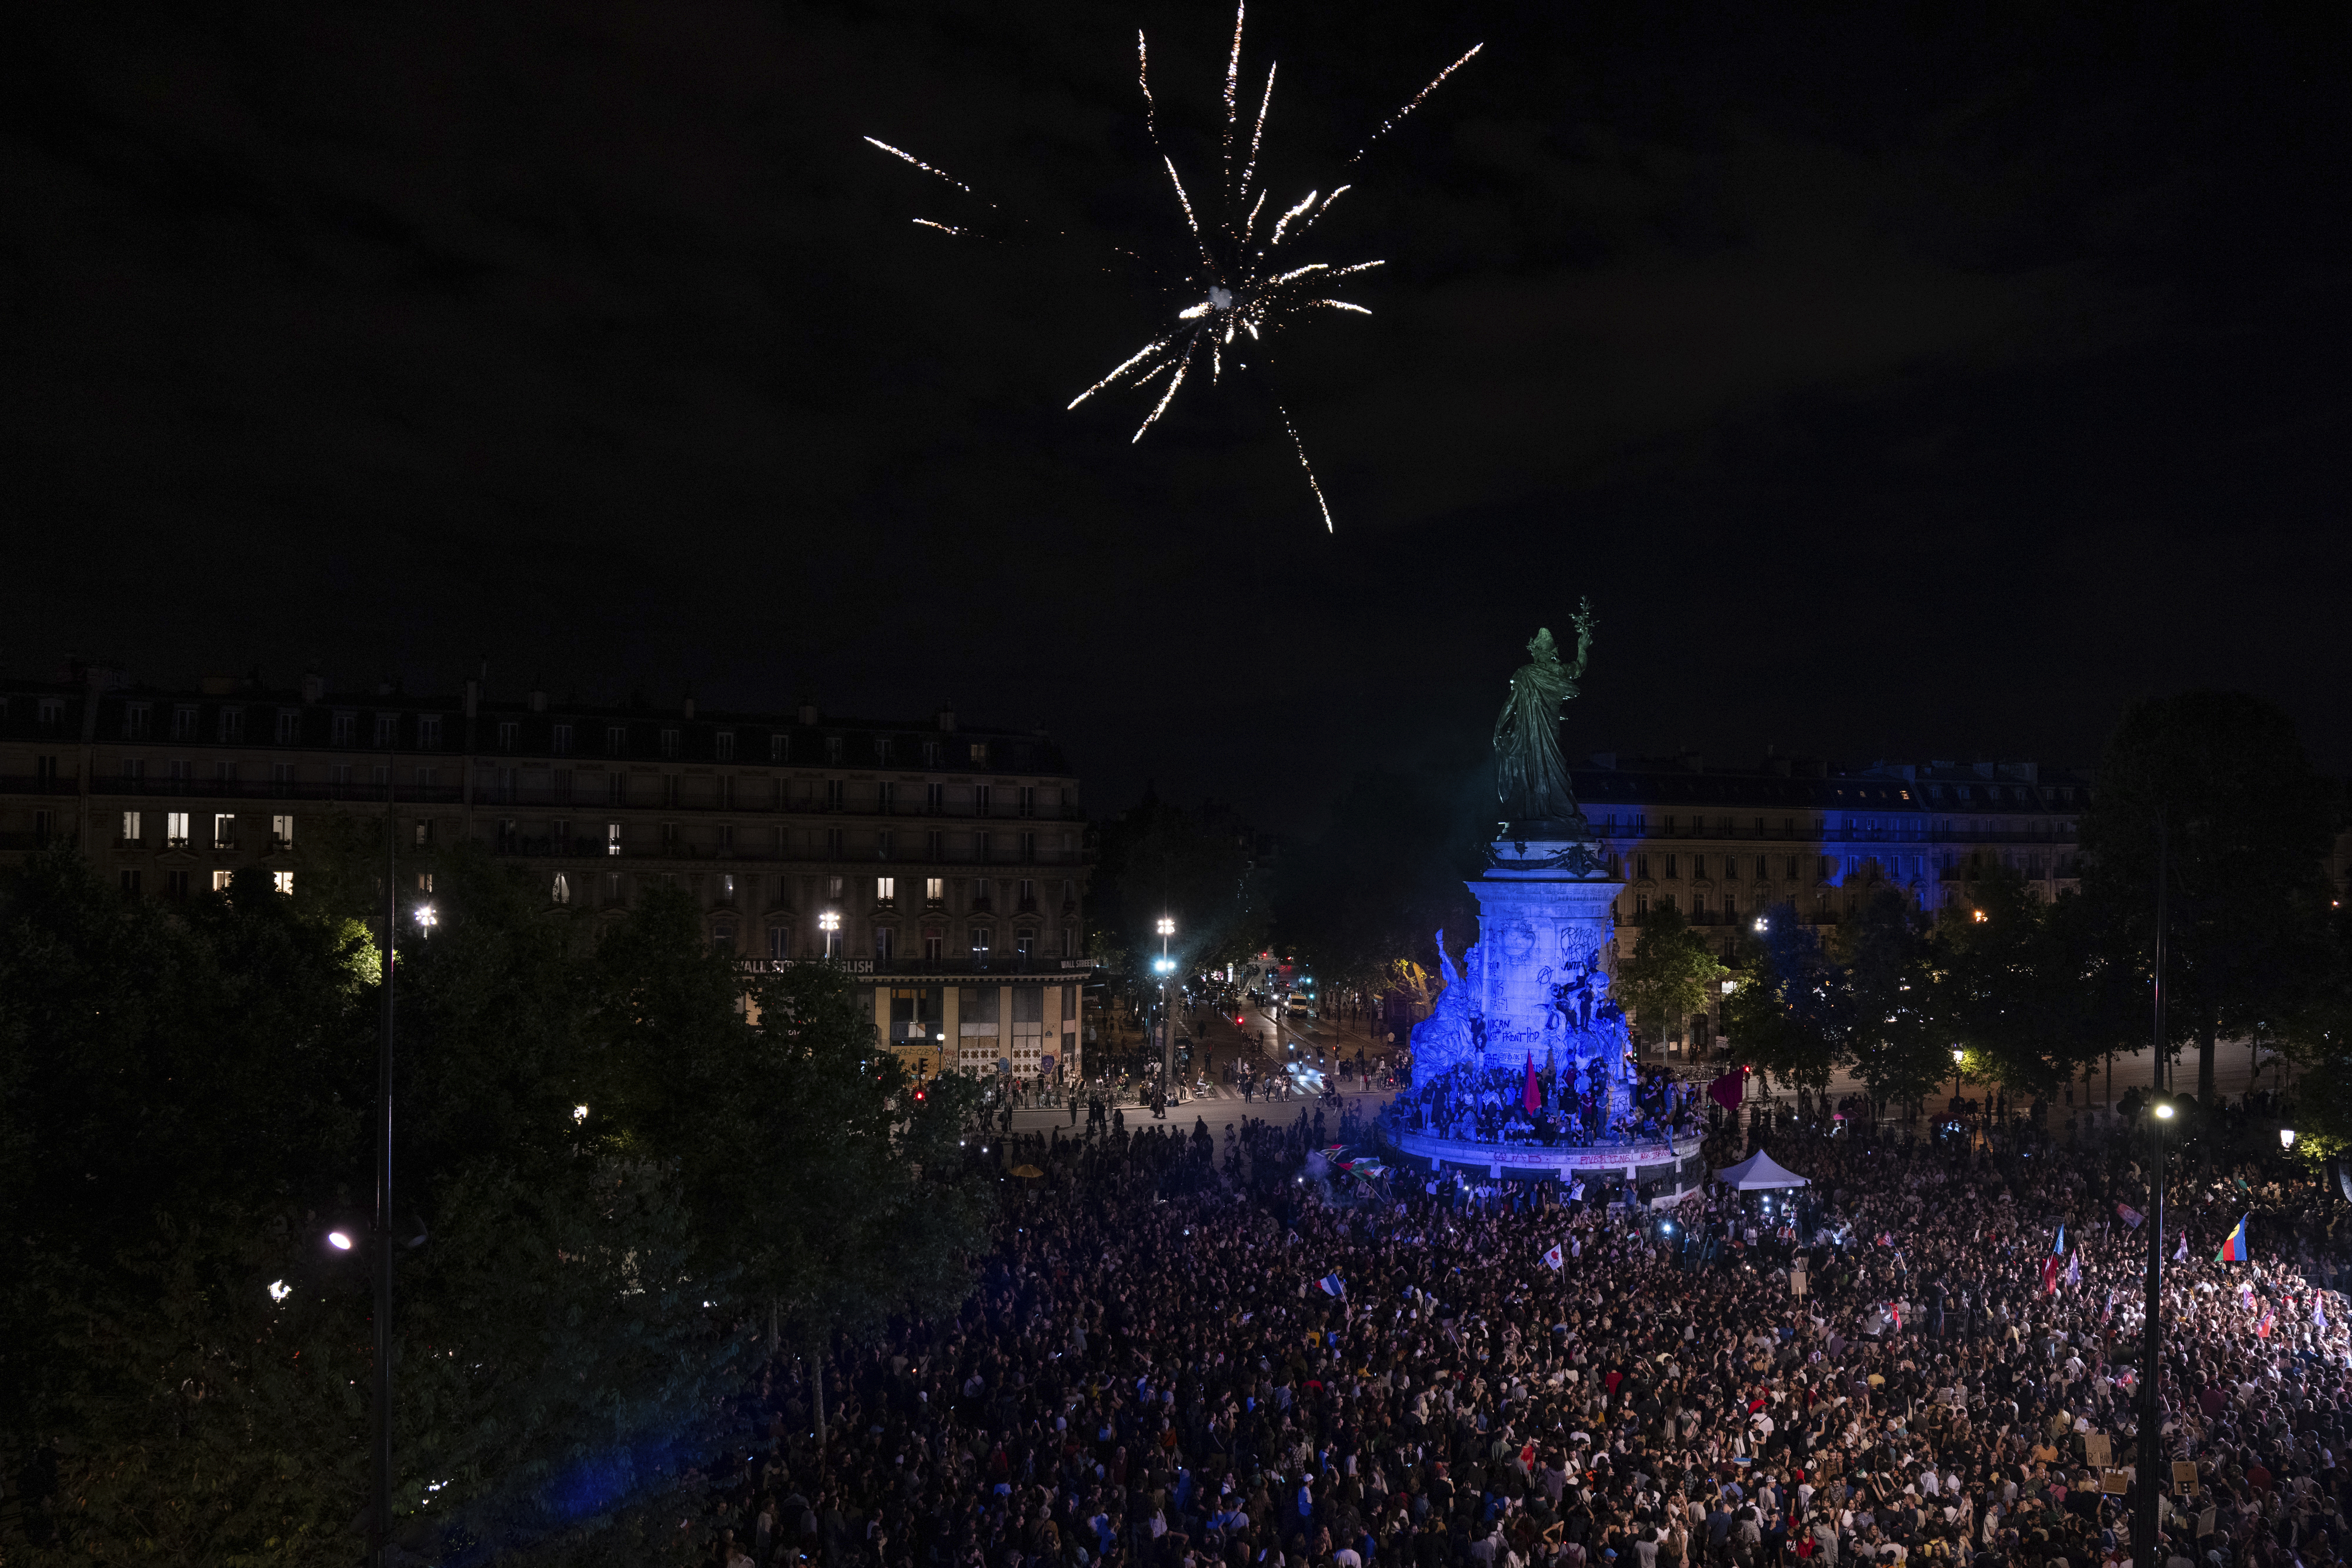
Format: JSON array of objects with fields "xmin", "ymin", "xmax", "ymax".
[{"xmin": 1318, "ymin": 1273, "xmax": 1345, "ymax": 1298}]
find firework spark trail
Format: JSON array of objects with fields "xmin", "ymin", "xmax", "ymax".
[
  {"xmin": 1238, "ymin": 63, "xmax": 1278, "ymax": 206},
  {"xmin": 865, "ymin": 1, "xmax": 1481, "ymax": 529},
  {"xmin": 1346, "ymin": 43, "xmax": 1484, "ymax": 164},
  {"xmin": 1135, "ymin": 340, "xmax": 1197, "ymax": 442},
  {"xmin": 1277, "ymin": 401, "xmax": 1334, "ymax": 533},
  {"xmin": 862, "ymin": 136, "xmax": 988, "ymax": 201},
  {"xmin": 1221, "ymin": 1, "xmax": 1246, "ymax": 193}
]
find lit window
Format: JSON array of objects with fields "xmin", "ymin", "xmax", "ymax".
[
  {"xmin": 212, "ymin": 813, "xmax": 237, "ymax": 849},
  {"xmin": 969, "ymin": 742, "xmax": 988, "ymax": 764},
  {"xmin": 877, "ymin": 875, "xmax": 896, "ymax": 902},
  {"xmin": 607, "ymin": 823, "xmax": 622, "ymax": 856},
  {"xmin": 212, "ymin": 870, "xmax": 235, "ymax": 892},
  {"xmin": 121, "ymin": 811, "xmax": 142, "ymax": 844},
  {"xmin": 272, "ymin": 871, "xmax": 295, "ymax": 895},
  {"xmin": 926, "ymin": 877, "xmax": 944, "ymax": 904},
  {"xmin": 552, "ymin": 872, "xmax": 570, "ymax": 905},
  {"xmin": 166, "ymin": 811, "xmax": 191, "ymax": 847},
  {"xmin": 270, "ymin": 814, "xmax": 294, "ymax": 848}
]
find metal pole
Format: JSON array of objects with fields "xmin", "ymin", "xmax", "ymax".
[
  {"xmin": 374, "ymin": 760, "xmax": 396, "ymax": 1567},
  {"xmin": 2134, "ymin": 814, "xmax": 2169, "ymax": 1567}
]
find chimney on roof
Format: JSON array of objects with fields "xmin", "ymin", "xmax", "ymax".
[
  {"xmin": 683, "ymin": 695, "xmax": 696, "ymax": 720},
  {"xmin": 529, "ymin": 688, "xmax": 547, "ymax": 713},
  {"xmin": 936, "ymin": 708, "xmax": 956, "ymax": 732},
  {"xmin": 797, "ymin": 700, "xmax": 818, "ymax": 726},
  {"xmin": 300, "ymin": 671, "xmax": 325, "ymax": 703},
  {"xmin": 464, "ymin": 677, "xmax": 480, "ymax": 719}
]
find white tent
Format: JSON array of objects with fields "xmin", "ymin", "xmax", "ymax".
[{"xmin": 1715, "ymin": 1150, "xmax": 1810, "ymax": 1190}]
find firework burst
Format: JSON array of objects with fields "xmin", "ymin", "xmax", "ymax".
[{"xmin": 867, "ymin": 6, "xmax": 1481, "ymax": 531}]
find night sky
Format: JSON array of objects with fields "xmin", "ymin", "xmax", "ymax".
[{"xmin": 5, "ymin": 2, "xmax": 2348, "ymax": 828}]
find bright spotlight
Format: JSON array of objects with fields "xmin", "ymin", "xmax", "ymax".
[
  {"xmin": 2154, "ymin": 1103, "xmax": 2175, "ymax": 1121},
  {"xmin": 328, "ymin": 1231, "xmax": 355, "ymax": 1251},
  {"xmin": 268, "ymin": 1278, "xmax": 292, "ymax": 1302},
  {"xmin": 573, "ymin": 1104, "xmax": 589, "ymax": 1124}
]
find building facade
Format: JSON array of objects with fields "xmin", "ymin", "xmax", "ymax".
[
  {"xmin": 1571, "ymin": 751, "xmax": 2094, "ymax": 1044},
  {"xmin": 0, "ymin": 667, "xmax": 1093, "ymax": 1081}
]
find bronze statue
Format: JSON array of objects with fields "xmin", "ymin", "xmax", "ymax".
[{"xmin": 1492, "ymin": 601, "xmax": 1595, "ymax": 827}]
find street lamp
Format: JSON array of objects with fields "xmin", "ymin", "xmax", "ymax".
[
  {"xmin": 1155, "ymin": 917, "xmax": 1177, "ymax": 1091},
  {"xmin": 414, "ymin": 903, "xmax": 436, "ymax": 932},
  {"xmin": 1950, "ymin": 1046, "xmax": 1965, "ymax": 1108},
  {"xmin": 2281, "ymin": 1126, "xmax": 2297, "ymax": 1151},
  {"xmin": 818, "ymin": 909, "xmax": 841, "ymax": 958},
  {"xmin": 1752, "ymin": 917, "xmax": 1768, "ymax": 934}
]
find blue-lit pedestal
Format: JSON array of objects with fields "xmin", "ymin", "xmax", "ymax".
[{"xmin": 1390, "ymin": 826, "xmax": 1704, "ymax": 1204}]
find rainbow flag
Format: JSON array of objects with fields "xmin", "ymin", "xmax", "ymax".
[{"xmin": 2216, "ymin": 1214, "xmax": 2251, "ymax": 1263}]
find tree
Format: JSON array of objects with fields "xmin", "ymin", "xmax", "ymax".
[
  {"xmin": 1724, "ymin": 902, "xmax": 1843, "ymax": 1091},
  {"xmin": 1274, "ymin": 767, "xmax": 1484, "ymax": 997},
  {"xmin": 2080, "ymin": 691, "xmax": 2336, "ymax": 1099},
  {"xmin": 1090, "ymin": 793, "xmax": 1267, "ymax": 995},
  {"xmin": 1614, "ymin": 903, "xmax": 1728, "ymax": 1048},
  {"xmin": 1835, "ymin": 887, "xmax": 1949, "ymax": 1108}
]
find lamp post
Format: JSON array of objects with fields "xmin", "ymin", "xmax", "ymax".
[
  {"xmin": 2281, "ymin": 1126, "xmax": 2297, "ymax": 1152},
  {"xmin": 819, "ymin": 908, "xmax": 841, "ymax": 959},
  {"xmin": 1155, "ymin": 915, "xmax": 1177, "ymax": 1091},
  {"xmin": 370, "ymin": 757, "xmax": 396, "ymax": 1568},
  {"xmin": 1950, "ymin": 1047, "xmax": 1965, "ymax": 1109}
]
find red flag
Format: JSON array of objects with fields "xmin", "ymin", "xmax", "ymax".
[
  {"xmin": 1708, "ymin": 1069, "xmax": 1746, "ymax": 1111},
  {"xmin": 2041, "ymin": 1256, "xmax": 2059, "ymax": 1295},
  {"xmin": 1524, "ymin": 1054, "xmax": 1541, "ymax": 1114}
]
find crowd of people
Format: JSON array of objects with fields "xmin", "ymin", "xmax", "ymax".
[
  {"xmin": 681, "ymin": 1095, "xmax": 2352, "ymax": 1568},
  {"xmin": 1397, "ymin": 1062, "xmax": 1696, "ymax": 1147}
]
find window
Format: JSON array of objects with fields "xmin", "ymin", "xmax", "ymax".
[
  {"xmin": 121, "ymin": 811, "xmax": 142, "ymax": 844},
  {"xmin": 975, "ymin": 831, "xmax": 993, "ymax": 863},
  {"xmin": 497, "ymin": 721, "xmax": 518, "ymax": 751},
  {"xmin": 1061, "ymin": 927, "xmax": 1077, "ymax": 958},
  {"xmin": 876, "ymin": 737, "xmax": 894, "ymax": 764},
  {"xmin": 272, "ymin": 761, "xmax": 294, "ymax": 790},
  {"xmin": 877, "ymin": 781, "xmax": 896, "ymax": 814},
  {"xmin": 717, "ymin": 873, "xmax": 736, "ymax": 904},
  {"xmin": 36, "ymin": 698, "xmax": 64, "ymax": 730},
  {"xmin": 212, "ymin": 813, "xmax": 237, "ymax": 849},
  {"xmin": 824, "ymin": 735, "xmax": 844, "ymax": 764},
  {"xmin": 607, "ymin": 822, "xmax": 623, "ymax": 856},
  {"xmin": 927, "ymin": 782, "xmax": 944, "ymax": 814},
  {"xmin": 1018, "ymin": 785, "xmax": 1036, "ymax": 817},
  {"xmin": 825, "ymin": 780, "xmax": 844, "ymax": 811},
  {"xmin": 770, "ymin": 734, "xmax": 789, "ymax": 763},
  {"xmin": 826, "ymin": 875, "xmax": 846, "ymax": 901},
  {"xmin": 826, "ymin": 827, "xmax": 845, "ymax": 859},
  {"xmin": 876, "ymin": 875, "xmax": 897, "ymax": 904},
  {"xmin": 1635, "ymin": 894, "xmax": 1650, "ymax": 918},
  {"xmin": 660, "ymin": 728, "xmax": 679, "ymax": 758},
  {"xmin": 716, "ymin": 823, "xmax": 734, "ymax": 854},
  {"xmin": 1690, "ymin": 854, "xmax": 1705, "ymax": 878},
  {"xmin": 1019, "ymin": 832, "xmax": 1037, "ymax": 862},
  {"xmin": 714, "ymin": 922, "xmax": 737, "ymax": 954},
  {"xmin": 1818, "ymin": 855, "xmax": 1833, "ymax": 881},
  {"xmin": 970, "ymin": 928, "xmax": 991, "ymax": 968},
  {"xmin": 271, "ymin": 814, "xmax": 294, "ymax": 848},
  {"xmin": 1015, "ymin": 930, "xmax": 1035, "ymax": 965},
  {"xmin": 166, "ymin": 811, "xmax": 191, "ymax": 847},
  {"xmin": 218, "ymin": 708, "xmax": 245, "ymax": 743},
  {"xmin": 969, "ymin": 742, "xmax": 988, "ymax": 764},
  {"xmin": 333, "ymin": 712, "xmax": 356, "ymax": 745},
  {"xmin": 552, "ymin": 872, "xmax": 570, "ymax": 905},
  {"xmin": 1690, "ymin": 893, "xmax": 1706, "ymax": 914},
  {"xmin": 275, "ymin": 710, "xmax": 300, "ymax": 744},
  {"xmin": 924, "ymin": 928, "xmax": 943, "ymax": 963},
  {"xmin": 875, "ymin": 926, "xmax": 896, "ymax": 962},
  {"xmin": 607, "ymin": 772, "xmax": 624, "ymax": 804},
  {"xmin": 416, "ymin": 716, "xmax": 441, "ymax": 747},
  {"xmin": 1663, "ymin": 892, "xmax": 1678, "ymax": 912},
  {"xmin": 375, "ymin": 714, "xmax": 399, "ymax": 747},
  {"xmin": 974, "ymin": 785, "xmax": 993, "ymax": 817},
  {"xmin": 553, "ymin": 723, "xmax": 573, "ymax": 755},
  {"xmin": 821, "ymin": 920, "xmax": 842, "ymax": 960},
  {"xmin": 1786, "ymin": 854, "xmax": 1802, "ymax": 878},
  {"xmin": 122, "ymin": 703, "xmax": 151, "ymax": 738},
  {"xmin": 166, "ymin": 869, "xmax": 189, "ymax": 898},
  {"xmin": 1664, "ymin": 854, "xmax": 1679, "ymax": 879},
  {"xmin": 926, "ymin": 828, "xmax": 944, "ymax": 860},
  {"xmin": 921, "ymin": 741, "xmax": 941, "ymax": 767},
  {"xmin": 415, "ymin": 821, "xmax": 430, "ymax": 847},
  {"xmin": 119, "ymin": 869, "xmax": 142, "ymax": 897},
  {"xmin": 661, "ymin": 822, "xmax": 678, "ymax": 853},
  {"xmin": 212, "ymin": 870, "xmax": 236, "ymax": 892},
  {"xmin": 172, "ymin": 705, "xmax": 198, "ymax": 739},
  {"xmin": 769, "ymin": 926, "xmax": 791, "ymax": 961},
  {"xmin": 273, "ymin": 871, "xmax": 295, "ymax": 895},
  {"xmin": 877, "ymin": 828, "xmax": 893, "ymax": 860},
  {"xmin": 1018, "ymin": 878, "xmax": 1035, "ymax": 910},
  {"xmin": 715, "ymin": 731, "xmax": 735, "ymax": 761},
  {"xmin": 606, "ymin": 726, "xmax": 627, "ymax": 755},
  {"xmin": 926, "ymin": 877, "xmax": 945, "ymax": 905},
  {"xmin": 1632, "ymin": 852, "xmax": 1649, "ymax": 880}
]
